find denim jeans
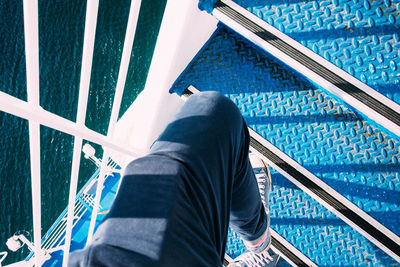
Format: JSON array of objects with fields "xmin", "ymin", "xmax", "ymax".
[{"xmin": 69, "ymin": 91, "xmax": 268, "ymax": 266}]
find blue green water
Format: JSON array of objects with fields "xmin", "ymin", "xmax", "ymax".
[{"xmin": 0, "ymin": 0, "xmax": 166, "ymax": 264}]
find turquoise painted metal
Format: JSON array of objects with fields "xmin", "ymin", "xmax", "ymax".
[{"xmin": 243, "ymin": 0, "xmax": 400, "ymax": 104}]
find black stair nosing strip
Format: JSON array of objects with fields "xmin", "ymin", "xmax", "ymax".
[
  {"xmin": 249, "ymin": 136, "xmax": 400, "ymax": 259},
  {"xmin": 182, "ymin": 88, "xmax": 194, "ymax": 98},
  {"xmin": 270, "ymin": 236, "xmax": 309, "ymax": 267},
  {"xmin": 223, "ymin": 256, "xmax": 230, "ymax": 266},
  {"xmin": 213, "ymin": 1, "xmax": 400, "ymax": 128}
]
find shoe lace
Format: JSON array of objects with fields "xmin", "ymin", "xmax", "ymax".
[
  {"xmin": 254, "ymin": 170, "xmax": 270, "ymax": 212},
  {"xmin": 238, "ymin": 250, "xmax": 274, "ymax": 267}
]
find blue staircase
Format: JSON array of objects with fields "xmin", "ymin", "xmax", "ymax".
[{"xmin": 171, "ymin": 0, "xmax": 400, "ymax": 265}]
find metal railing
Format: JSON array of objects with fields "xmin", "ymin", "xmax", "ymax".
[{"xmin": 0, "ymin": 0, "xmax": 142, "ymax": 265}]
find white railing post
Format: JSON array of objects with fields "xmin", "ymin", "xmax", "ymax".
[
  {"xmin": 23, "ymin": 0, "xmax": 41, "ymax": 266},
  {"xmin": 86, "ymin": 0, "xmax": 142, "ymax": 244},
  {"xmin": 62, "ymin": 0, "xmax": 100, "ymax": 266}
]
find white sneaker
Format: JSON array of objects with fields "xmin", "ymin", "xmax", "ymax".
[{"xmin": 227, "ymin": 248, "xmax": 279, "ymax": 267}]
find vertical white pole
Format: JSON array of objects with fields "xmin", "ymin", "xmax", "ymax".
[
  {"xmin": 23, "ymin": 0, "xmax": 41, "ymax": 266},
  {"xmin": 23, "ymin": 1, "xmax": 40, "ymax": 105},
  {"xmin": 86, "ymin": 0, "xmax": 142, "ymax": 244},
  {"xmin": 28, "ymin": 122, "xmax": 42, "ymax": 266},
  {"xmin": 86, "ymin": 149, "xmax": 110, "ymax": 244},
  {"xmin": 62, "ymin": 0, "xmax": 99, "ymax": 266},
  {"xmin": 61, "ymin": 139, "xmax": 82, "ymax": 267}
]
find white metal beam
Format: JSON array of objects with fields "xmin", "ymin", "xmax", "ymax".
[
  {"xmin": 22, "ymin": 0, "xmax": 41, "ymax": 265},
  {"xmin": 86, "ymin": 0, "xmax": 142, "ymax": 244},
  {"xmin": 62, "ymin": 0, "xmax": 100, "ymax": 265},
  {"xmin": 0, "ymin": 91, "xmax": 139, "ymax": 157},
  {"xmin": 109, "ymin": 0, "xmax": 218, "ymax": 167}
]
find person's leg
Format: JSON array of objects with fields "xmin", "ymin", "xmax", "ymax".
[
  {"xmin": 230, "ymin": 154, "xmax": 271, "ymax": 253},
  {"xmin": 149, "ymin": 91, "xmax": 269, "ymax": 259},
  {"xmin": 229, "ymin": 156, "xmax": 269, "ymax": 244},
  {"xmin": 69, "ymin": 92, "xmax": 268, "ymax": 266}
]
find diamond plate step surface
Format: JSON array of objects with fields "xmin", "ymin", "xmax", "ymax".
[
  {"xmin": 226, "ymin": 171, "xmax": 396, "ymax": 266},
  {"xmin": 235, "ymin": 0, "xmax": 400, "ymax": 105},
  {"xmin": 171, "ymin": 26, "xmax": 400, "ymax": 265}
]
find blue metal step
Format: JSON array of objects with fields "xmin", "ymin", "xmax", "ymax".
[
  {"xmin": 212, "ymin": 0, "xmax": 400, "ymax": 138},
  {"xmin": 241, "ymin": 0, "xmax": 400, "ymax": 105},
  {"xmin": 170, "ymin": 24, "xmax": 400, "ymax": 265},
  {"xmin": 227, "ymin": 172, "xmax": 397, "ymax": 266}
]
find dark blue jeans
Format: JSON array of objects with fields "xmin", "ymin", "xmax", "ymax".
[{"xmin": 70, "ymin": 92, "xmax": 268, "ymax": 266}]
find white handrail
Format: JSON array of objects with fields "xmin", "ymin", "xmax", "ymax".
[
  {"xmin": 62, "ymin": 0, "xmax": 100, "ymax": 265},
  {"xmin": 22, "ymin": 0, "xmax": 41, "ymax": 266},
  {"xmin": 0, "ymin": 91, "xmax": 140, "ymax": 158},
  {"xmin": 86, "ymin": 0, "xmax": 143, "ymax": 244}
]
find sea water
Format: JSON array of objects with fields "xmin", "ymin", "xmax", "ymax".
[{"xmin": 0, "ymin": 0, "xmax": 166, "ymax": 264}]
